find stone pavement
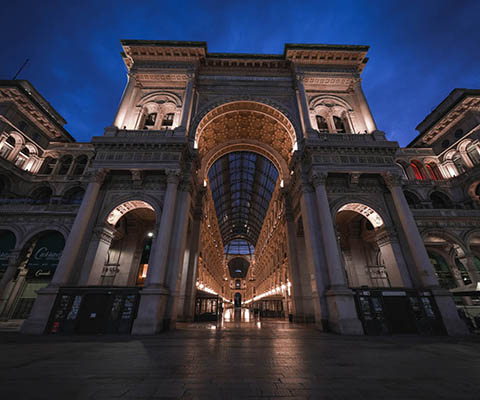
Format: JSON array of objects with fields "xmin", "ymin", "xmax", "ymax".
[{"xmin": 0, "ymin": 318, "xmax": 479, "ymax": 400}]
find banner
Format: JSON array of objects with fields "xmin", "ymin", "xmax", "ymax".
[{"xmin": 26, "ymin": 232, "xmax": 65, "ymax": 279}]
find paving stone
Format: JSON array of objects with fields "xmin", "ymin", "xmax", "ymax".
[{"xmin": 0, "ymin": 321, "xmax": 479, "ymax": 399}]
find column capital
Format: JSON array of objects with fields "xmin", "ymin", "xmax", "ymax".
[
  {"xmin": 86, "ymin": 168, "xmax": 107, "ymax": 184},
  {"xmin": 165, "ymin": 169, "xmax": 181, "ymax": 184},
  {"xmin": 312, "ymin": 171, "xmax": 328, "ymax": 187},
  {"xmin": 382, "ymin": 172, "xmax": 404, "ymax": 188}
]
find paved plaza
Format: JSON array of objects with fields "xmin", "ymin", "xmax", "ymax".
[{"xmin": 0, "ymin": 318, "xmax": 479, "ymax": 400}]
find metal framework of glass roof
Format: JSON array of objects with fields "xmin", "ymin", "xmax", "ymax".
[{"xmin": 208, "ymin": 151, "xmax": 279, "ymax": 249}]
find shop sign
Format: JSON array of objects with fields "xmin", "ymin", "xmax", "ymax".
[
  {"xmin": 0, "ymin": 231, "xmax": 16, "ymax": 272},
  {"xmin": 26, "ymin": 232, "xmax": 65, "ymax": 279}
]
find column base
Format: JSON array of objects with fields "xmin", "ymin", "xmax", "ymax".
[
  {"xmin": 20, "ymin": 286, "xmax": 59, "ymax": 335},
  {"xmin": 431, "ymin": 288, "xmax": 469, "ymax": 336},
  {"xmin": 326, "ymin": 287, "xmax": 364, "ymax": 335},
  {"xmin": 131, "ymin": 287, "xmax": 171, "ymax": 335}
]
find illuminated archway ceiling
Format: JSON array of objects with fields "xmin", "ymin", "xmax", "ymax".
[
  {"xmin": 208, "ymin": 151, "xmax": 279, "ymax": 247},
  {"xmin": 197, "ymin": 109, "xmax": 294, "ymax": 163}
]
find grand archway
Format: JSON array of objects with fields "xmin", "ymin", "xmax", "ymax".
[{"xmin": 188, "ymin": 101, "xmax": 298, "ymax": 323}]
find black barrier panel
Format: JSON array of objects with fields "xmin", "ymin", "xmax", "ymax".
[
  {"xmin": 48, "ymin": 287, "xmax": 140, "ymax": 334},
  {"xmin": 353, "ymin": 289, "xmax": 446, "ymax": 335}
]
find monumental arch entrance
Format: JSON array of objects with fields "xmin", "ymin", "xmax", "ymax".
[{"xmin": 189, "ymin": 101, "xmax": 300, "ymax": 323}]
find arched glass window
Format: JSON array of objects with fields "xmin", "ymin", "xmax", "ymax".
[
  {"xmin": 428, "ymin": 251, "xmax": 456, "ymax": 289},
  {"xmin": 316, "ymin": 115, "xmax": 329, "ymax": 133},
  {"xmin": 466, "ymin": 143, "xmax": 480, "ymax": 165},
  {"xmin": 410, "ymin": 161, "xmax": 425, "ymax": 180},
  {"xmin": 333, "ymin": 116, "xmax": 346, "ymax": 133},
  {"xmin": 58, "ymin": 155, "xmax": 73, "ymax": 175},
  {"xmin": 143, "ymin": 112, "xmax": 157, "ymax": 129}
]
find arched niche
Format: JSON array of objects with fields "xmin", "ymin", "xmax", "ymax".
[{"xmin": 194, "ymin": 101, "xmax": 297, "ymax": 163}]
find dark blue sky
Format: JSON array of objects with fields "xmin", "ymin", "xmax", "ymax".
[{"xmin": 2, "ymin": 0, "xmax": 479, "ymax": 146}]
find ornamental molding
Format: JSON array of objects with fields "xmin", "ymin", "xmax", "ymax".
[
  {"xmin": 421, "ymin": 97, "xmax": 480, "ymax": 145},
  {"xmin": 0, "ymin": 88, "xmax": 66, "ymax": 141}
]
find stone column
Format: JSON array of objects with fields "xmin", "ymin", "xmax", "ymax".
[
  {"xmin": 375, "ymin": 228, "xmax": 413, "ymax": 288},
  {"xmin": 295, "ymin": 73, "xmax": 314, "ymax": 137},
  {"xmin": 0, "ymin": 249, "xmax": 21, "ymax": 315},
  {"xmin": 298, "ymin": 179, "xmax": 329, "ymax": 328},
  {"xmin": 77, "ymin": 226, "xmax": 116, "ymax": 286},
  {"xmin": 163, "ymin": 182, "xmax": 192, "ymax": 329},
  {"xmin": 178, "ymin": 72, "xmax": 195, "ymax": 134},
  {"xmin": 283, "ymin": 193, "xmax": 305, "ymax": 320},
  {"xmin": 145, "ymin": 170, "xmax": 180, "ymax": 287},
  {"xmin": 180, "ymin": 191, "xmax": 203, "ymax": 321},
  {"xmin": 383, "ymin": 172, "xmax": 468, "ymax": 335},
  {"xmin": 21, "ymin": 169, "xmax": 106, "ymax": 334},
  {"xmin": 312, "ymin": 173, "xmax": 363, "ymax": 334},
  {"xmin": 353, "ymin": 79, "xmax": 377, "ymax": 133},
  {"xmin": 132, "ymin": 170, "xmax": 180, "ymax": 334}
]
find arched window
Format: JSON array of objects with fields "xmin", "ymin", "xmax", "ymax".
[
  {"xmin": 410, "ymin": 161, "xmax": 425, "ymax": 180},
  {"xmin": 143, "ymin": 112, "xmax": 157, "ymax": 129},
  {"xmin": 404, "ymin": 191, "xmax": 421, "ymax": 209},
  {"xmin": 0, "ymin": 136, "xmax": 15, "ymax": 159},
  {"xmin": 466, "ymin": 143, "xmax": 480, "ymax": 165},
  {"xmin": 316, "ymin": 115, "xmax": 329, "ymax": 133},
  {"xmin": 14, "ymin": 147, "xmax": 30, "ymax": 168},
  {"xmin": 39, "ymin": 157, "xmax": 57, "ymax": 175},
  {"xmin": 161, "ymin": 113, "xmax": 174, "ymax": 129},
  {"xmin": 57, "ymin": 155, "xmax": 73, "ymax": 175},
  {"xmin": 72, "ymin": 155, "xmax": 88, "ymax": 176},
  {"xmin": 333, "ymin": 116, "xmax": 346, "ymax": 133},
  {"xmin": 452, "ymin": 152, "xmax": 466, "ymax": 174},
  {"xmin": 428, "ymin": 251, "xmax": 456, "ymax": 289},
  {"xmin": 430, "ymin": 191, "xmax": 452, "ymax": 209},
  {"xmin": 425, "ymin": 163, "xmax": 442, "ymax": 180},
  {"xmin": 30, "ymin": 186, "xmax": 52, "ymax": 205}
]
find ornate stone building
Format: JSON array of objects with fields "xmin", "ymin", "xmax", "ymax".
[{"xmin": 0, "ymin": 41, "xmax": 477, "ymax": 336}]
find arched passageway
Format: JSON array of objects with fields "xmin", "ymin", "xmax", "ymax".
[{"xmin": 336, "ymin": 203, "xmax": 410, "ymax": 289}]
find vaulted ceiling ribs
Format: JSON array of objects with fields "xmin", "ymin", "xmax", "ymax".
[{"xmin": 208, "ymin": 152, "xmax": 279, "ymax": 249}]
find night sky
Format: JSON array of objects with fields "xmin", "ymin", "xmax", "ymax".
[{"xmin": 2, "ymin": 0, "xmax": 479, "ymax": 146}]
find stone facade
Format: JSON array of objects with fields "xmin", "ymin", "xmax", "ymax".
[{"xmin": 0, "ymin": 41, "xmax": 477, "ymax": 336}]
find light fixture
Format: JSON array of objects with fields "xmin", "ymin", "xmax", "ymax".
[{"xmin": 147, "ymin": 232, "xmax": 154, "ymax": 238}]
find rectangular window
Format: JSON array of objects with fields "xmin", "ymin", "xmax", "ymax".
[{"xmin": 161, "ymin": 113, "xmax": 174, "ymax": 129}]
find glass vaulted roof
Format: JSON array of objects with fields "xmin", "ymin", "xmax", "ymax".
[{"xmin": 208, "ymin": 151, "xmax": 279, "ymax": 249}]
